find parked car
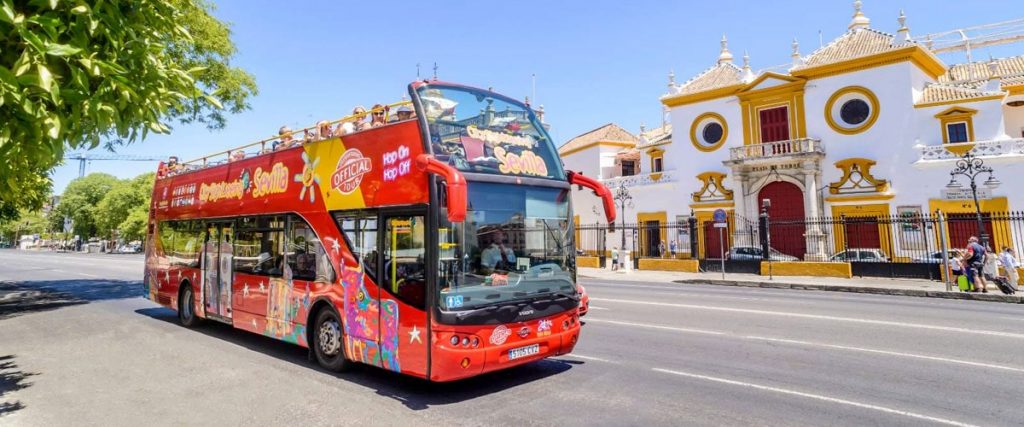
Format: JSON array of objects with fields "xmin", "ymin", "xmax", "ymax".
[
  {"xmin": 577, "ymin": 284, "xmax": 589, "ymax": 317},
  {"xmin": 829, "ymin": 248, "xmax": 890, "ymax": 262},
  {"xmin": 911, "ymin": 249, "xmax": 964, "ymax": 264},
  {"xmin": 727, "ymin": 245, "xmax": 799, "ymax": 261}
]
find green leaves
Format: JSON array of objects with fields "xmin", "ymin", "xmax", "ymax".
[
  {"xmin": 0, "ymin": 0, "xmax": 256, "ymax": 222},
  {"xmin": 46, "ymin": 44, "xmax": 82, "ymax": 57}
]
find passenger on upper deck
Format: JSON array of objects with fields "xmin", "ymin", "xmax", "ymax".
[
  {"xmin": 229, "ymin": 151, "xmax": 246, "ymax": 162},
  {"xmin": 276, "ymin": 126, "xmax": 296, "ymax": 150},
  {"xmin": 159, "ymin": 156, "xmax": 182, "ymax": 177},
  {"xmin": 316, "ymin": 120, "xmax": 333, "ymax": 141},
  {"xmin": 394, "ymin": 105, "xmax": 415, "ymax": 122},
  {"xmin": 369, "ymin": 104, "xmax": 388, "ymax": 128},
  {"xmin": 337, "ymin": 106, "xmax": 369, "ymax": 135}
]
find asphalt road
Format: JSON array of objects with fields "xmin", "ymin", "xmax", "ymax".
[{"xmin": 2, "ymin": 249, "xmax": 1023, "ymax": 426}]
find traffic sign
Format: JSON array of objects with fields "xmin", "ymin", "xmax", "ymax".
[
  {"xmin": 712, "ymin": 209, "xmax": 727, "ymax": 223},
  {"xmin": 713, "ymin": 223, "xmax": 728, "ymax": 228}
]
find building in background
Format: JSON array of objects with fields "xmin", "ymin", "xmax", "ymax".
[{"xmin": 563, "ymin": 2, "xmax": 1024, "ymax": 261}]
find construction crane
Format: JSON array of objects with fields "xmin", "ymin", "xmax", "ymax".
[{"xmin": 64, "ymin": 152, "xmax": 169, "ymax": 178}]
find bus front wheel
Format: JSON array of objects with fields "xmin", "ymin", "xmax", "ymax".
[
  {"xmin": 313, "ymin": 308, "xmax": 352, "ymax": 372},
  {"xmin": 178, "ymin": 283, "xmax": 202, "ymax": 328}
]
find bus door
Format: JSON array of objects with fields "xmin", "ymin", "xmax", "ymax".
[
  {"xmin": 378, "ymin": 212, "xmax": 429, "ymax": 375},
  {"xmin": 203, "ymin": 221, "xmax": 234, "ymax": 320}
]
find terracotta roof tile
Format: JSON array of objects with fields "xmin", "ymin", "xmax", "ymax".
[
  {"xmin": 941, "ymin": 55, "xmax": 1024, "ymax": 83},
  {"xmin": 637, "ymin": 124, "xmax": 672, "ymax": 148},
  {"xmin": 916, "ymin": 84, "xmax": 1004, "ymax": 106},
  {"xmin": 794, "ymin": 28, "xmax": 905, "ymax": 70},
  {"xmin": 670, "ymin": 63, "xmax": 744, "ymax": 96},
  {"xmin": 558, "ymin": 123, "xmax": 638, "ymax": 155}
]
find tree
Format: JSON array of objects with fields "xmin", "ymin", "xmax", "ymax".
[
  {"xmin": 0, "ymin": 0, "xmax": 257, "ymax": 221},
  {"xmin": 95, "ymin": 172, "xmax": 153, "ymax": 240},
  {"xmin": 50, "ymin": 173, "xmax": 118, "ymax": 238},
  {"xmin": 0, "ymin": 207, "xmax": 47, "ymax": 243}
]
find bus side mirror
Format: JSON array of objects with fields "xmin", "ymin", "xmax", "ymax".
[
  {"xmin": 567, "ymin": 170, "xmax": 616, "ymax": 224},
  {"xmin": 416, "ymin": 154, "xmax": 467, "ymax": 223}
]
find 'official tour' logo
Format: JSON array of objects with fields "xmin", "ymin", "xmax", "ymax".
[{"xmin": 331, "ymin": 148, "xmax": 372, "ymax": 195}]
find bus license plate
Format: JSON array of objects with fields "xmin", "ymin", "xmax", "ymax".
[{"xmin": 508, "ymin": 344, "xmax": 540, "ymax": 361}]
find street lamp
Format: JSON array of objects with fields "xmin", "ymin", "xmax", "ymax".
[
  {"xmin": 948, "ymin": 151, "xmax": 999, "ymax": 247},
  {"xmin": 612, "ymin": 184, "xmax": 634, "ymax": 254}
]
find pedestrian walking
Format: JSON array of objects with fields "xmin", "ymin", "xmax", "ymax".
[
  {"xmin": 670, "ymin": 240, "xmax": 677, "ymax": 258},
  {"xmin": 658, "ymin": 241, "xmax": 666, "ymax": 259},
  {"xmin": 965, "ymin": 236, "xmax": 988, "ymax": 293},
  {"xmin": 1000, "ymin": 247, "xmax": 1019, "ymax": 287},
  {"xmin": 611, "ymin": 246, "xmax": 619, "ymax": 271}
]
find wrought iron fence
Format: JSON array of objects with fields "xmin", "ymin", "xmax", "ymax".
[{"xmin": 575, "ymin": 211, "xmax": 1024, "ymax": 280}]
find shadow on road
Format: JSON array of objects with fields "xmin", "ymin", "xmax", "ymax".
[
  {"xmin": 0, "ymin": 355, "xmax": 37, "ymax": 417},
  {"xmin": 0, "ymin": 280, "xmax": 142, "ymax": 320},
  {"xmin": 135, "ymin": 307, "xmax": 574, "ymax": 410}
]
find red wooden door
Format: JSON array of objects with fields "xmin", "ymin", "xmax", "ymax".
[
  {"xmin": 759, "ymin": 106, "xmax": 790, "ymax": 143},
  {"xmin": 758, "ymin": 181, "xmax": 806, "ymax": 258},
  {"xmin": 947, "ymin": 213, "xmax": 994, "ymax": 249},
  {"xmin": 845, "ymin": 218, "xmax": 881, "ymax": 249},
  {"xmin": 704, "ymin": 220, "xmax": 730, "ymax": 259}
]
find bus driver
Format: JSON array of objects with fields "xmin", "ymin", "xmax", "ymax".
[{"xmin": 480, "ymin": 229, "xmax": 516, "ymax": 273}]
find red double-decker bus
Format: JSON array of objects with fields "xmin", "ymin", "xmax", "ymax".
[{"xmin": 144, "ymin": 81, "xmax": 615, "ymax": 381}]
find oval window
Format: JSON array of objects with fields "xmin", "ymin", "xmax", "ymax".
[
  {"xmin": 839, "ymin": 99, "xmax": 870, "ymax": 126},
  {"xmin": 702, "ymin": 123, "xmax": 724, "ymax": 145}
]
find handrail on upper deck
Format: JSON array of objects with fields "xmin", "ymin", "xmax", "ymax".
[{"xmin": 175, "ymin": 100, "xmax": 415, "ymax": 170}]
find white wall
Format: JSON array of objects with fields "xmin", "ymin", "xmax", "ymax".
[{"xmin": 1004, "ymin": 96, "xmax": 1024, "ymax": 139}]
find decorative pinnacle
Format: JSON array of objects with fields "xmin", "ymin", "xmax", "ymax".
[
  {"xmin": 718, "ymin": 34, "xmax": 734, "ymax": 64},
  {"xmin": 849, "ymin": 0, "xmax": 870, "ymax": 30},
  {"xmin": 896, "ymin": 9, "xmax": 912, "ymax": 44},
  {"xmin": 668, "ymin": 69, "xmax": 675, "ymax": 86},
  {"xmin": 741, "ymin": 51, "xmax": 756, "ymax": 83}
]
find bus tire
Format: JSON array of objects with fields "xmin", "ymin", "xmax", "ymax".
[
  {"xmin": 178, "ymin": 282, "xmax": 202, "ymax": 328},
  {"xmin": 313, "ymin": 308, "xmax": 351, "ymax": 372}
]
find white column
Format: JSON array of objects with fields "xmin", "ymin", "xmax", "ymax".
[
  {"xmin": 802, "ymin": 161, "xmax": 825, "ymax": 260},
  {"xmin": 731, "ymin": 169, "xmax": 750, "ymax": 246}
]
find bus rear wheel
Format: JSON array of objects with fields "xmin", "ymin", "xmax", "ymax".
[
  {"xmin": 313, "ymin": 308, "xmax": 351, "ymax": 372},
  {"xmin": 178, "ymin": 283, "xmax": 201, "ymax": 328}
]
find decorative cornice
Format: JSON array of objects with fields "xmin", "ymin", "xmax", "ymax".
[
  {"xmin": 691, "ymin": 171, "xmax": 734, "ymax": 202},
  {"xmin": 790, "ymin": 45, "xmax": 946, "ymax": 81},
  {"xmin": 827, "ymin": 158, "xmax": 889, "ymax": 195}
]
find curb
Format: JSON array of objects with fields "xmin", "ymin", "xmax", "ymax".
[{"xmin": 672, "ymin": 279, "xmax": 1024, "ymax": 304}]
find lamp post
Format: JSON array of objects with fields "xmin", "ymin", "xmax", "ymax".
[
  {"xmin": 612, "ymin": 184, "xmax": 634, "ymax": 255},
  {"xmin": 946, "ymin": 151, "xmax": 1001, "ymax": 248}
]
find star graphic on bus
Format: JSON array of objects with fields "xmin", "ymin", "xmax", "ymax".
[
  {"xmin": 325, "ymin": 237, "xmax": 341, "ymax": 254},
  {"xmin": 409, "ymin": 325, "xmax": 422, "ymax": 344},
  {"xmin": 258, "ymin": 281, "xmax": 266, "ymax": 293},
  {"xmin": 294, "ymin": 152, "xmax": 321, "ymax": 203},
  {"xmin": 242, "ymin": 283, "xmax": 250, "ymax": 298}
]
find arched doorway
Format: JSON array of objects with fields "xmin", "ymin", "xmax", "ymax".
[{"xmin": 758, "ymin": 181, "xmax": 806, "ymax": 259}]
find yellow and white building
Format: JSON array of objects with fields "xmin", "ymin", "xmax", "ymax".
[{"xmin": 562, "ymin": 2, "xmax": 1024, "ymax": 260}]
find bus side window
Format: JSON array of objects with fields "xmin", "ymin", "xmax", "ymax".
[
  {"xmin": 287, "ymin": 215, "xmax": 336, "ymax": 283},
  {"xmin": 335, "ymin": 213, "xmax": 378, "ymax": 282}
]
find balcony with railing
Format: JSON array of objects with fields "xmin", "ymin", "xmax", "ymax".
[
  {"xmin": 727, "ymin": 138, "xmax": 824, "ymax": 163},
  {"xmin": 600, "ymin": 170, "xmax": 676, "ymax": 188},
  {"xmin": 915, "ymin": 138, "xmax": 1024, "ymax": 163}
]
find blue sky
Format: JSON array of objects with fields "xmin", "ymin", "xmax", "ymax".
[{"xmin": 51, "ymin": 0, "xmax": 1024, "ymax": 193}]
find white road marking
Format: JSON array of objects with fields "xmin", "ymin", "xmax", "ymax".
[
  {"xmin": 587, "ymin": 306, "xmax": 609, "ymax": 311},
  {"xmin": 586, "ymin": 317, "xmax": 1024, "ymax": 374},
  {"xmin": 563, "ymin": 354, "xmax": 617, "ymax": 363},
  {"xmin": 584, "ymin": 318, "xmax": 725, "ymax": 336},
  {"xmin": 743, "ymin": 335, "xmax": 1024, "ymax": 374},
  {"xmin": 591, "ymin": 297, "xmax": 1024, "ymax": 340},
  {"xmin": 653, "ymin": 367, "xmax": 980, "ymax": 427}
]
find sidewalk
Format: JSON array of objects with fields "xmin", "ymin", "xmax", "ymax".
[{"xmin": 577, "ymin": 267, "xmax": 1024, "ymax": 304}]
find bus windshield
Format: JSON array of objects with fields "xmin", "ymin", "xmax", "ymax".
[
  {"xmin": 438, "ymin": 182, "xmax": 576, "ymax": 312},
  {"xmin": 416, "ymin": 84, "xmax": 564, "ymax": 180}
]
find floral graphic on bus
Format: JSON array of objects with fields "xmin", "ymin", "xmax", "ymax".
[
  {"xmin": 295, "ymin": 152, "xmax": 322, "ymax": 203},
  {"xmin": 380, "ymin": 299, "xmax": 401, "ymax": 372},
  {"xmin": 263, "ymin": 265, "xmax": 307, "ymax": 346},
  {"xmin": 342, "ymin": 265, "xmax": 381, "ymax": 366}
]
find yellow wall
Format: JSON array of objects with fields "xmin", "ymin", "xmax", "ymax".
[
  {"xmin": 638, "ymin": 258, "xmax": 699, "ymax": 272},
  {"xmin": 761, "ymin": 261, "xmax": 852, "ymax": 278},
  {"xmin": 576, "ymin": 256, "xmax": 600, "ymax": 269},
  {"xmin": 637, "ymin": 211, "xmax": 668, "ymax": 255}
]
